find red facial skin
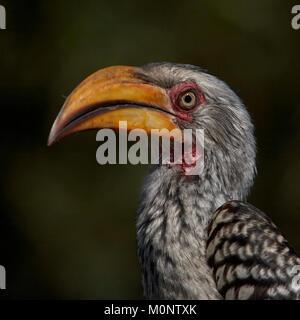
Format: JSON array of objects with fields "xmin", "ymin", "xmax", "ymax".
[
  {"xmin": 168, "ymin": 81, "xmax": 205, "ymax": 175},
  {"xmin": 180, "ymin": 144, "xmax": 202, "ymax": 176},
  {"xmin": 168, "ymin": 80, "xmax": 205, "ymax": 122}
]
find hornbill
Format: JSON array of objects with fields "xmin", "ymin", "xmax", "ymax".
[{"xmin": 48, "ymin": 63, "xmax": 300, "ymax": 300}]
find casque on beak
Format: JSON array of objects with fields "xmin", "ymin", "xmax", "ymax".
[{"xmin": 48, "ymin": 65, "xmax": 181, "ymax": 146}]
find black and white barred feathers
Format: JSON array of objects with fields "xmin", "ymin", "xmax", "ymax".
[{"xmin": 207, "ymin": 201, "xmax": 300, "ymax": 300}]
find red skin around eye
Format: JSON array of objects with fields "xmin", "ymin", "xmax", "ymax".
[{"xmin": 169, "ymin": 81, "xmax": 205, "ymax": 122}]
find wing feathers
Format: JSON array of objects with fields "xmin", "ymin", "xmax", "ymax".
[{"xmin": 207, "ymin": 201, "xmax": 300, "ymax": 299}]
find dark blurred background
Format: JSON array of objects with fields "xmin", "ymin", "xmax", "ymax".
[{"xmin": 0, "ymin": 0, "xmax": 299, "ymax": 299}]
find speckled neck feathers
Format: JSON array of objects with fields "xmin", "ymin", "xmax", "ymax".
[{"xmin": 136, "ymin": 165, "xmax": 228, "ymax": 299}]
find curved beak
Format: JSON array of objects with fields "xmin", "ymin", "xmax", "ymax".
[{"xmin": 48, "ymin": 65, "xmax": 180, "ymax": 146}]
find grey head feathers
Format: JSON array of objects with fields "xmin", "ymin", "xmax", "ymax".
[{"xmin": 137, "ymin": 62, "xmax": 256, "ymax": 201}]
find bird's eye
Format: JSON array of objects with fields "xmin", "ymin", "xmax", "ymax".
[{"xmin": 178, "ymin": 90, "xmax": 197, "ymax": 110}]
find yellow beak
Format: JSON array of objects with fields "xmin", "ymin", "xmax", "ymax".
[{"xmin": 48, "ymin": 65, "xmax": 180, "ymax": 146}]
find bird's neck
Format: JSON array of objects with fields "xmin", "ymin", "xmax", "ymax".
[{"xmin": 136, "ymin": 165, "xmax": 229, "ymax": 299}]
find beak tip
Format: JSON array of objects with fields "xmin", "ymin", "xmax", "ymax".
[
  {"xmin": 47, "ymin": 137, "xmax": 54, "ymax": 147},
  {"xmin": 47, "ymin": 133, "xmax": 55, "ymax": 147},
  {"xmin": 47, "ymin": 120, "xmax": 59, "ymax": 146}
]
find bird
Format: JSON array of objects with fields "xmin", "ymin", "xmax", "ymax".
[{"xmin": 48, "ymin": 62, "xmax": 300, "ymax": 300}]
